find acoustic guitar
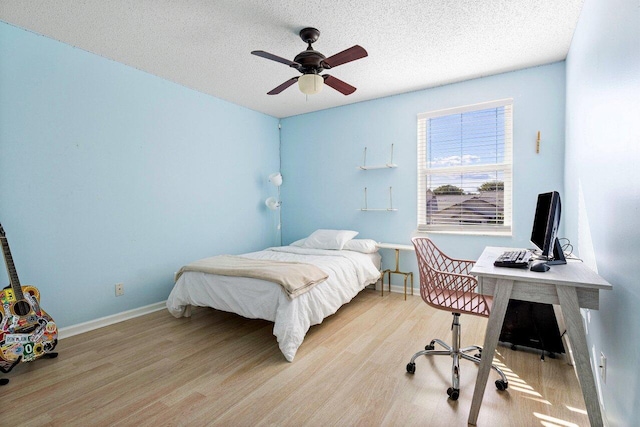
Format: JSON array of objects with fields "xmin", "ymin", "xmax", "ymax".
[{"xmin": 0, "ymin": 223, "xmax": 58, "ymax": 375}]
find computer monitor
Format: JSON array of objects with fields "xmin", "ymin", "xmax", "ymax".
[{"xmin": 530, "ymin": 191, "xmax": 566, "ymax": 265}]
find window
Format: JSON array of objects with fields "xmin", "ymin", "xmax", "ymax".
[{"xmin": 417, "ymin": 99, "xmax": 513, "ymax": 234}]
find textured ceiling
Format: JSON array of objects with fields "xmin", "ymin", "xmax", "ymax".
[{"xmin": 0, "ymin": 0, "xmax": 584, "ymax": 118}]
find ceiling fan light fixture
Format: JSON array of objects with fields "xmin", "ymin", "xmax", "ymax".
[
  {"xmin": 298, "ymin": 74, "xmax": 323, "ymax": 95},
  {"xmin": 252, "ymin": 28, "xmax": 366, "ymax": 96}
]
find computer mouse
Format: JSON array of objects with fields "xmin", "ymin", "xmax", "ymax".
[{"xmin": 530, "ymin": 261, "xmax": 550, "ymax": 272}]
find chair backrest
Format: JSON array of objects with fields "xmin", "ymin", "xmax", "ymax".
[{"xmin": 412, "ymin": 237, "xmax": 491, "ymax": 317}]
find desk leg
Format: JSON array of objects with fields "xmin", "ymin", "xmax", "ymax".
[
  {"xmin": 557, "ymin": 286, "xmax": 603, "ymax": 427},
  {"xmin": 468, "ymin": 279, "xmax": 513, "ymax": 425},
  {"xmin": 381, "ymin": 270, "xmax": 391, "ymax": 296},
  {"xmin": 403, "ymin": 274, "xmax": 407, "ymax": 300},
  {"xmin": 403, "ymin": 272, "xmax": 414, "ymax": 300},
  {"xmin": 410, "ymin": 272, "xmax": 414, "ymax": 296}
]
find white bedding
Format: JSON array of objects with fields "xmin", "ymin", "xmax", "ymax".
[{"xmin": 166, "ymin": 246, "xmax": 381, "ymax": 361}]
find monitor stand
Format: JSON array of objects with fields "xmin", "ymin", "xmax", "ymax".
[{"xmin": 546, "ymin": 237, "xmax": 567, "ymax": 265}]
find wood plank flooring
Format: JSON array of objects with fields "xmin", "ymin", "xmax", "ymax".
[{"xmin": 0, "ymin": 290, "xmax": 590, "ymax": 426}]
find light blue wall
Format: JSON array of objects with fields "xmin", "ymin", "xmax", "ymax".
[
  {"xmin": 0, "ymin": 22, "xmax": 280, "ymax": 327},
  {"xmin": 280, "ymin": 63, "xmax": 566, "ymax": 276},
  {"xmin": 565, "ymin": 0, "xmax": 640, "ymax": 424},
  {"xmin": 2, "ymin": 6, "xmax": 636, "ymax": 423}
]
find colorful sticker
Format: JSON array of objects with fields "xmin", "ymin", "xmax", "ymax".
[{"xmin": 0, "ymin": 286, "xmax": 57, "ymax": 369}]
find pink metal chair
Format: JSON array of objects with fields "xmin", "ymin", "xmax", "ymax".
[{"xmin": 406, "ymin": 237, "xmax": 508, "ymax": 400}]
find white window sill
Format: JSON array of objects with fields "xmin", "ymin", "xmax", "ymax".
[{"xmin": 413, "ymin": 229, "xmax": 512, "ymax": 237}]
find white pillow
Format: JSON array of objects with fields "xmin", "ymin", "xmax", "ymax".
[
  {"xmin": 343, "ymin": 239, "xmax": 378, "ymax": 254},
  {"xmin": 289, "ymin": 238, "xmax": 306, "ymax": 247},
  {"xmin": 302, "ymin": 229, "xmax": 359, "ymax": 250}
]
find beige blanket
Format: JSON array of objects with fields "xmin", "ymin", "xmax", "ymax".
[{"xmin": 175, "ymin": 255, "xmax": 329, "ymax": 299}]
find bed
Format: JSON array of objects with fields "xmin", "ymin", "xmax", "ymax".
[{"xmin": 166, "ymin": 230, "xmax": 381, "ymax": 362}]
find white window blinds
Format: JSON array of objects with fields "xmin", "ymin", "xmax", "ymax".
[{"xmin": 417, "ymin": 99, "xmax": 513, "ymax": 234}]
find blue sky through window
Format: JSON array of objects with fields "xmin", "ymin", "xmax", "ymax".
[{"xmin": 426, "ymin": 107, "xmax": 505, "ymax": 194}]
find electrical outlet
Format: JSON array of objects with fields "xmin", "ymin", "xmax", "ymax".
[
  {"xmin": 599, "ymin": 352, "xmax": 606, "ymax": 383},
  {"xmin": 115, "ymin": 283, "xmax": 124, "ymax": 297}
]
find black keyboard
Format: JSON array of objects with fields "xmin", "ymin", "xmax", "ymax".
[{"xmin": 494, "ymin": 250, "xmax": 532, "ymax": 268}]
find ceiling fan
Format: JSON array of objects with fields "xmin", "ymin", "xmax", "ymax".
[{"xmin": 251, "ymin": 27, "xmax": 368, "ymax": 96}]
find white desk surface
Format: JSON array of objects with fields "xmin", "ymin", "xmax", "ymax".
[
  {"xmin": 471, "ymin": 246, "xmax": 612, "ymax": 291},
  {"xmin": 377, "ymin": 242, "xmax": 415, "ymax": 251}
]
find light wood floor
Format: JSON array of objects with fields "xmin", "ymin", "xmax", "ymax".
[{"xmin": 1, "ymin": 290, "xmax": 590, "ymax": 426}]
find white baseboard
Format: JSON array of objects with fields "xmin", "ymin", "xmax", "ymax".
[{"xmin": 57, "ymin": 301, "xmax": 167, "ymax": 339}]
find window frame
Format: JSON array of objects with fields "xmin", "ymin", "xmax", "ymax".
[{"xmin": 416, "ymin": 99, "xmax": 513, "ymax": 236}]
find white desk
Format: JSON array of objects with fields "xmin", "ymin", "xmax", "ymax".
[
  {"xmin": 468, "ymin": 247, "xmax": 612, "ymax": 426},
  {"xmin": 377, "ymin": 243, "xmax": 415, "ymax": 300}
]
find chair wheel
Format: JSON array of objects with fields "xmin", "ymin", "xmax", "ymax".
[
  {"xmin": 495, "ymin": 379, "xmax": 508, "ymax": 391},
  {"xmin": 447, "ymin": 387, "xmax": 460, "ymax": 400},
  {"xmin": 425, "ymin": 340, "xmax": 436, "ymax": 351},
  {"xmin": 406, "ymin": 362, "xmax": 416, "ymax": 374}
]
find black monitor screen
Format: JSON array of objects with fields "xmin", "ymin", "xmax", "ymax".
[{"xmin": 530, "ymin": 191, "xmax": 561, "ymax": 260}]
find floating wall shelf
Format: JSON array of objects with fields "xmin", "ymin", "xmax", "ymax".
[
  {"xmin": 358, "ymin": 187, "xmax": 398, "ymax": 211},
  {"xmin": 357, "ymin": 144, "xmax": 397, "ymax": 170},
  {"xmin": 358, "ymin": 164, "xmax": 397, "ymax": 170}
]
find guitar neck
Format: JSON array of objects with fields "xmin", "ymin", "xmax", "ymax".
[{"xmin": 1, "ymin": 235, "xmax": 23, "ymax": 299}]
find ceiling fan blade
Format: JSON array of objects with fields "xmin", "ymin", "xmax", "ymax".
[
  {"xmin": 267, "ymin": 77, "xmax": 299, "ymax": 95},
  {"xmin": 323, "ymin": 75, "xmax": 357, "ymax": 95},
  {"xmin": 322, "ymin": 45, "xmax": 368, "ymax": 68},
  {"xmin": 251, "ymin": 50, "xmax": 300, "ymax": 68}
]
